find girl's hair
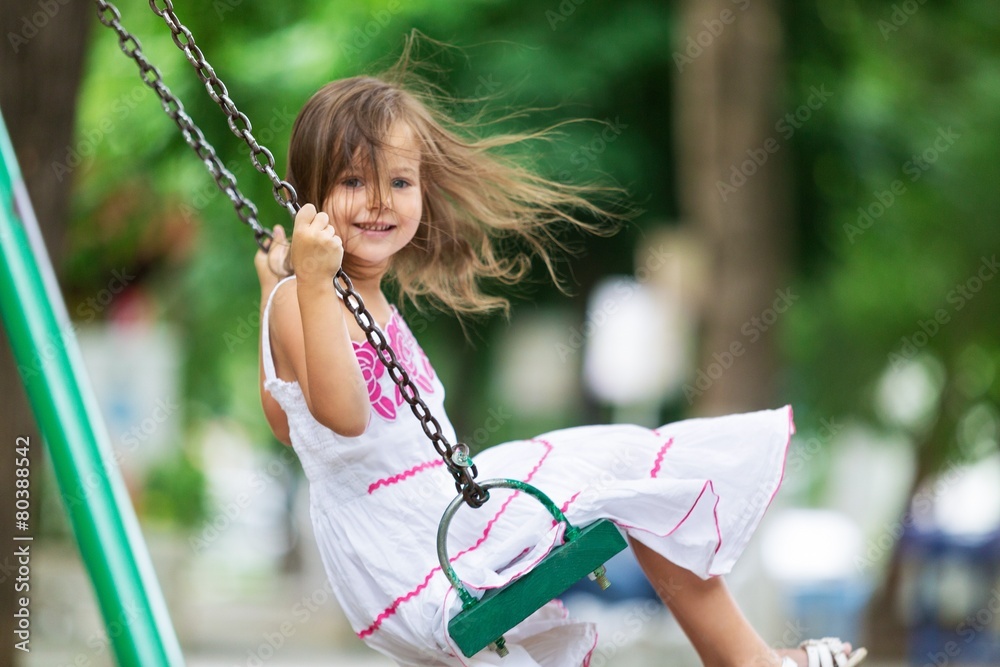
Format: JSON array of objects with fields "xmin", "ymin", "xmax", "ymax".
[{"xmin": 286, "ymin": 38, "xmax": 624, "ymax": 315}]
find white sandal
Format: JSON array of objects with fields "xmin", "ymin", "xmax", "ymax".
[{"xmin": 781, "ymin": 637, "xmax": 867, "ymax": 667}]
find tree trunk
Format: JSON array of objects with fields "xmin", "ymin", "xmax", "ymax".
[
  {"xmin": 0, "ymin": 3, "xmax": 92, "ymax": 665},
  {"xmin": 864, "ymin": 379, "xmax": 959, "ymax": 658},
  {"xmin": 673, "ymin": 0, "xmax": 791, "ymax": 416}
]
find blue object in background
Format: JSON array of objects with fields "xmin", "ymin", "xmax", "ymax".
[
  {"xmin": 899, "ymin": 525, "xmax": 1000, "ymax": 666},
  {"xmin": 788, "ymin": 579, "xmax": 871, "ymax": 644}
]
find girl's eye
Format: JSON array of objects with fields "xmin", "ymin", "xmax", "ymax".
[
  {"xmin": 342, "ymin": 177, "xmax": 362, "ymax": 188},
  {"xmin": 391, "ymin": 178, "xmax": 411, "ymax": 189}
]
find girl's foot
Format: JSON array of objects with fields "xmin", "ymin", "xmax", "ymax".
[{"xmin": 775, "ymin": 638, "xmax": 867, "ymax": 667}]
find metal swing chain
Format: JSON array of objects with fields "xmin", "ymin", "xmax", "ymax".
[
  {"xmin": 147, "ymin": 0, "xmax": 298, "ymax": 219},
  {"xmin": 93, "ymin": 0, "xmax": 272, "ymax": 250},
  {"xmin": 92, "ymin": 0, "xmax": 488, "ymax": 508}
]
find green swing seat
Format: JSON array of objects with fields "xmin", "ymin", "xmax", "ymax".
[{"xmin": 438, "ymin": 480, "xmax": 628, "ymax": 658}]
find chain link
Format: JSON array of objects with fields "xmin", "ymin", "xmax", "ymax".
[{"xmin": 95, "ymin": 0, "xmax": 487, "ymax": 508}]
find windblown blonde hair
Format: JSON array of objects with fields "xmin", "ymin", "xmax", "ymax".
[{"xmin": 286, "ymin": 39, "xmax": 624, "ymax": 315}]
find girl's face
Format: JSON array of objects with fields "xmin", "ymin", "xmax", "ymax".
[{"xmin": 323, "ymin": 122, "xmax": 423, "ymax": 275}]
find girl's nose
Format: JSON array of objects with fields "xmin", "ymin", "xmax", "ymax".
[{"xmin": 368, "ymin": 187, "xmax": 390, "ymax": 211}]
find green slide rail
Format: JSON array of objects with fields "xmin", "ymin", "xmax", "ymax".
[{"xmin": 0, "ymin": 108, "xmax": 183, "ymax": 666}]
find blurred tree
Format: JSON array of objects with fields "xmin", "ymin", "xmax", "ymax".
[
  {"xmin": 674, "ymin": 0, "xmax": 792, "ymax": 417},
  {"xmin": 0, "ymin": 1, "xmax": 92, "ymax": 665},
  {"xmin": 782, "ymin": 0, "xmax": 1000, "ymax": 657}
]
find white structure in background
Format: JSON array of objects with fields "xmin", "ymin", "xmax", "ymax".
[
  {"xmin": 581, "ymin": 227, "xmax": 703, "ymax": 425},
  {"xmin": 761, "ymin": 510, "xmax": 864, "ymax": 585},
  {"xmin": 875, "ymin": 352, "xmax": 1000, "ymax": 536},
  {"xmin": 928, "ymin": 453, "xmax": 1000, "ymax": 536},
  {"xmin": 760, "ymin": 509, "xmax": 869, "ymax": 642},
  {"xmin": 582, "ymin": 276, "xmax": 671, "ymax": 423},
  {"xmin": 494, "ymin": 308, "xmax": 580, "ymax": 419},
  {"xmin": 494, "ymin": 226, "xmax": 703, "ymax": 425},
  {"xmin": 876, "ymin": 354, "xmax": 945, "ymax": 433},
  {"xmin": 76, "ymin": 321, "xmax": 182, "ymax": 479}
]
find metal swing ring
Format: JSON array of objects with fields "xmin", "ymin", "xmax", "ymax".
[{"xmin": 435, "ymin": 479, "xmax": 581, "ymax": 609}]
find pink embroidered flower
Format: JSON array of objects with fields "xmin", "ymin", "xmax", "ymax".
[
  {"xmin": 355, "ymin": 344, "xmax": 395, "ymax": 420},
  {"xmin": 388, "ymin": 317, "xmax": 436, "ymax": 407}
]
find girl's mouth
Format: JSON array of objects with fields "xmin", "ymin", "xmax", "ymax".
[
  {"xmin": 354, "ymin": 222, "xmax": 395, "ymax": 233},
  {"xmin": 354, "ymin": 222, "xmax": 395, "ymax": 232}
]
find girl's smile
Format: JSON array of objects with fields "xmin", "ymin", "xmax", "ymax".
[{"xmin": 353, "ymin": 221, "xmax": 396, "ymax": 233}]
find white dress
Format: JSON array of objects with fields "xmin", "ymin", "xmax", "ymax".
[{"xmin": 262, "ymin": 276, "xmax": 794, "ymax": 666}]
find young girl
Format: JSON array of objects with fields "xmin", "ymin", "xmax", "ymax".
[{"xmin": 255, "ymin": 67, "xmax": 867, "ymax": 667}]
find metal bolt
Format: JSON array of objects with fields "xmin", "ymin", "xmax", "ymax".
[
  {"xmin": 491, "ymin": 636, "xmax": 509, "ymax": 658},
  {"xmin": 490, "ymin": 635, "xmax": 510, "ymax": 658},
  {"xmin": 589, "ymin": 565, "xmax": 611, "ymax": 591}
]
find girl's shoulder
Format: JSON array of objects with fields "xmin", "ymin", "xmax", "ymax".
[
  {"xmin": 266, "ymin": 275, "xmax": 301, "ymax": 320},
  {"xmin": 269, "ymin": 273, "xmax": 298, "ymax": 297}
]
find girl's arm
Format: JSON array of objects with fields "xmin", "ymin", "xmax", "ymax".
[
  {"xmin": 269, "ymin": 206, "xmax": 371, "ymax": 437},
  {"xmin": 255, "ymin": 226, "xmax": 291, "ymax": 445}
]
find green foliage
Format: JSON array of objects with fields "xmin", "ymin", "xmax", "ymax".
[
  {"xmin": 783, "ymin": 0, "xmax": 1000, "ymax": 468},
  {"xmin": 141, "ymin": 449, "xmax": 207, "ymax": 528}
]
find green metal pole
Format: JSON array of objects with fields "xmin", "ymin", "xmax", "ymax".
[{"xmin": 0, "ymin": 109, "xmax": 183, "ymax": 666}]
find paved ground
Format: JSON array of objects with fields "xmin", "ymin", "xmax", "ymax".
[
  {"xmin": 25, "ymin": 646, "xmax": 908, "ymax": 667},
  {"xmin": 20, "ymin": 526, "xmax": 904, "ymax": 667},
  {"xmin": 25, "ymin": 648, "xmax": 393, "ymax": 667}
]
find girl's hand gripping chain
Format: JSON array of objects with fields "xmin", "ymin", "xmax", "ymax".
[{"xmin": 290, "ymin": 204, "xmax": 344, "ymax": 286}]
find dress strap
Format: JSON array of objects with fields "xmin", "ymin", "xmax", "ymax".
[{"xmin": 261, "ymin": 275, "xmax": 296, "ymax": 383}]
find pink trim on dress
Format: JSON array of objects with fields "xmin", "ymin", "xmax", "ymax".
[
  {"xmin": 760, "ymin": 404, "xmax": 795, "ymax": 526},
  {"xmin": 367, "ymin": 459, "xmax": 444, "ymax": 494},
  {"xmin": 560, "ymin": 491, "xmax": 581, "ymax": 514},
  {"xmin": 649, "ymin": 437, "xmax": 674, "ymax": 478},
  {"xmin": 452, "ymin": 492, "xmax": 523, "ymax": 562},
  {"xmin": 582, "ymin": 629, "xmax": 599, "ymax": 667},
  {"xmin": 357, "ymin": 566, "xmax": 439, "ymax": 639},
  {"xmin": 608, "ymin": 479, "xmax": 722, "ymax": 555},
  {"xmin": 710, "ymin": 481, "xmax": 723, "ymax": 554},
  {"xmin": 524, "ymin": 438, "xmax": 553, "ymax": 479}
]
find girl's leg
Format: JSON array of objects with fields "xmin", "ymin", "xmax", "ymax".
[{"xmin": 629, "ymin": 538, "xmax": 782, "ymax": 667}]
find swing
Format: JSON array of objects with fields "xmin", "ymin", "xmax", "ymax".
[{"xmin": 95, "ymin": 0, "xmax": 628, "ymax": 657}]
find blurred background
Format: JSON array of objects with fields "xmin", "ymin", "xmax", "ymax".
[{"xmin": 2, "ymin": 0, "xmax": 999, "ymax": 665}]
